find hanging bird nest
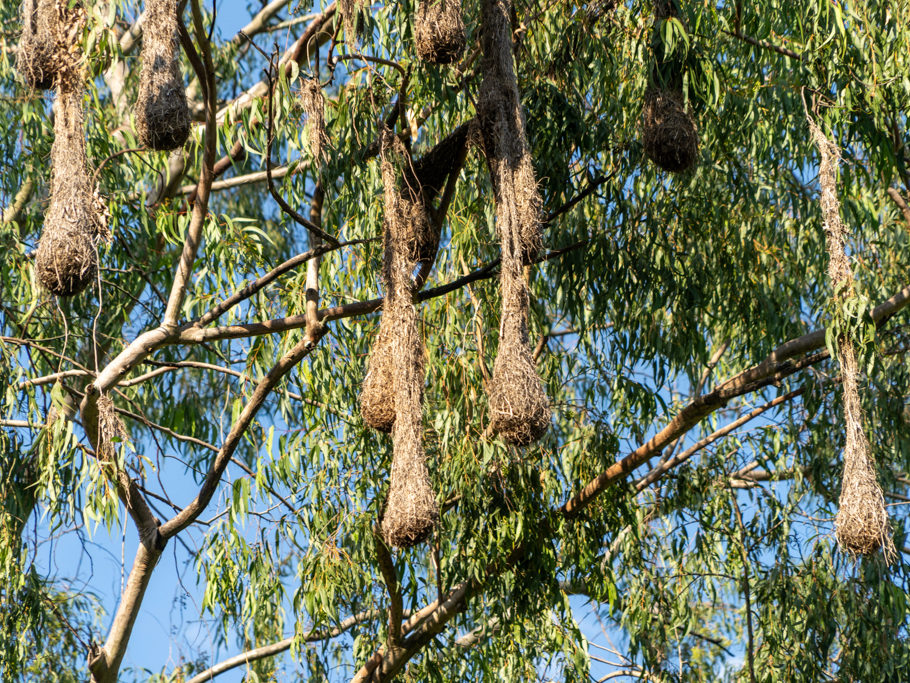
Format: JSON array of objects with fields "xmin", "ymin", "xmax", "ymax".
[
  {"xmin": 96, "ymin": 393, "xmax": 127, "ymax": 462},
  {"xmin": 136, "ymin": 0, "xmax": 190, "ymax": 151},
  {"xmin": 488, "ymin": 259, "xmax": 551, "ymax": 446},
  {"xmin": 834, "ymin": 346, "xmax": 893, "ymax": 557},
  {"xmin": 640, "ymin": 86, "xmax": 699, "ymax": 173},
  {"xmin": 477, "ymin": 0, "xmax": 551, "ymax": 445},
  {"xmin": 360, "ymin": 314, "xmax": 397, "ymax": 433},
  {"xmin": 300, "ymin": 77, "xmax": 328, "ymax": 166},
  {"xmin": 36, "ymin": 68, "xmax": 107, "ymax": 297},
  {"xmin": 379, "ymin": 291, "xmax": 438, "ymax": 547},
  {"xmin": 15, "ymin": 0, "xmax": 58, "ymax": 89},
  {"xmin": 415, "ymin": 0, "xmax": 466, "ymax": 65},
  {"xmin": 366, "ymin": 128, "xmax": 438, "ymax": 547},
  {"xmin": 806, "ymin": 110, "xmax": 894, "ymax": 559},
  {"xmin": 477, "ymin": 0, "xmax": 544, "ymax": 266}
]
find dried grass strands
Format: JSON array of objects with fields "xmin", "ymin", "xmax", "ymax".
[
  {"xmin": 415, "ymin": 0, "xmax": 466, "ymax": 65},
  {"xmin": 300, "ymin": 77, "xmax": 328, "ymax": 166},
  {"xmin": 375, "ymin": 128, "xmax": 438, "ymax": 547},
  {"xmin": 136, "ymin": 0, "xmax": 191, "ymax": 151},
  {"xmin": 35, "ymin": 11, "xmax": 107, "ymax": 298},
  {"xmin": 15, "ymin": 0, "xmax": 58, "ymax": 89},
  {"xmin": 640, "ymin": 0, "xmax": 698, "ymax": 173},
  {"xmin": 477, "ymin": 0, "xmax": 544, "ymax": 265},
  {"xmin": 808, "ymin": 114, "xmax": 894, "ymax": 559},
  {"xmin": 477, "ymin": 0, "xmax": 550, "ymax": 445},
  {"xmin": 338, "ymin": 0, "xmax": 364, "ymax": 50},
  {"xmin": 640, "ymin": 86, "xmax": 698, "ymax": 173}
]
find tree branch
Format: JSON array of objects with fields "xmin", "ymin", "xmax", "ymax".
[
  {"xmin": 562, "ymin": 277, "xmax": 910, "ymax": 516},
  {"xmin": 184, "ymin": 609, "xmax": 388, "ymax": 683},
  {"xmin": 159, "ymin": 331, "xmax": 325, "ymax": 538}
]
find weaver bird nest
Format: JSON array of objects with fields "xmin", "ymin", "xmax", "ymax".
[
  {"xmin": 415, "ymin": 0, "xmax": 466, "ymax": 65},
  {"xmin": 136, "ymin": 0, "xmax": 191, "ymax": 150},
  {"xmin": 641, "ymin": 86, "xmax": 699, "ymax": 173}
]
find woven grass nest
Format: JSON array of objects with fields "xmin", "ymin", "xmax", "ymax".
[
  {"xmin": 641, "ymin": 86, "xmax": 699, "ymax": 173},
  {"xmin": 16, "ymin": 0, "xmax": 58, "ymax": 89},
  {"xmin": 136, "ymin": 0, "xmax": 190, "ymax": 151},
  {"xmin": 300, "ymin": 77, "xmax": 328, "ymax": 165},
  {"xmin": 415, "ymin": 0, "xmax": 466, "ymax": 65},
  {"xmin": 16, "ymin": 0, "xmax": 84, "ymax": 90},
  {"xmin": 806, "ymin": 111, "xmax": 894, "ymax": 560},
  {"xmin": 477, "ymin": 0, "xmax": 551, "ymax": 445},
  {"xmin": 35, "ymin": 50, "xmax": 107, "ymax": 297},
  {"xmin": 364, "ymin": 128, "xmax": 439, "ymax": 547}
]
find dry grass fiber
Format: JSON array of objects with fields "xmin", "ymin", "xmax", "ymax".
[
  {"xmin": 16, "ymin": 0, "xmax": 58, "ymax": 89},
  {"xmin": 477, "ymin": 0, "xmax": 551, "ymax": 445},
  {"xmin": 415, "ymin": 0, "xmax": 466, "ymax": 65},
  {"xmin": 35, "ymin": 35, "xmax": 106, "ymax": 298},
  {"xmin": 808, "ymin": 113, "xmax": 894, "ymax": 559},
  {"xmin": 372, "ymin": 128, "xmax": 438, "ymax": 547},
  {"xmin": 301, "ymin": 77, "xmax": 328, "ymax": 166},
  {"xmin": 641, "ymin": 86, "xmax": 699, "ymax": 173},
  {"xmin": 136, "ymin": 0, "xmax": 190, "ymax": 151}
]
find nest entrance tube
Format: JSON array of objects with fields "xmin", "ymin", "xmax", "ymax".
[
  {"xmin": 35, "ymin": 12, "xmax": 107, "ymax": 298},
  {"xmin": 415, "ymin": 0, "xmax": 466, "ymax": 65},
  {"xmin": 477, "ymin": 0, "xmax": 551, "ymax": 446},
  {"xmin": 807, "ymin": 112, "xmax": 894, "ymax": 560},
  {"xmin": 136, "ymin": 0, "xmax": 191, "ymax": 151},
  {"xmin": 367, "ymin": 129, "xmax": 439, "ymax": 548},
  {"xmin": 15, "ymin": 0, "xmax": 59, "ymax": 90}
]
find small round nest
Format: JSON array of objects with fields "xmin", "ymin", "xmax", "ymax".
[
  {"xmin": 641, "ymin": 86, "xmax": 699, "ymax": 173},
  {"xmin": 415, "ymin": 0, "xmax": 466, "ymax": 65},
  {"xmin": 16, "ymin": 0, "xmax": 59, "ymax": 89},
  {"xmin": 136, "ymin": 0, "xmax": 190, "ymax": 151}
]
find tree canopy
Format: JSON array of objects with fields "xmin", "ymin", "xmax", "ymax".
[{"xmin": 2, "ymin": 0, "xmax": 910, "ymax": 681}]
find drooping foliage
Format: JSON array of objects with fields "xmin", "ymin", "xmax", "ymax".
[{"xmin": 1, "ymin": 0, "xmax": 910, "ymax": 681}]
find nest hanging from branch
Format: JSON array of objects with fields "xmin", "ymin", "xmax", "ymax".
[
  {"xmin": 35, "ymin": 12, "xmax": 107, "ymax": 298},
  {"xmin": 136, "ymin": 0, "xmax": 190, "ymax": 151},
  {"xmin": 300, "ymin": 77, "xmax": 328, "ymax": 166},
  {"xmin": 477, "ymin": 0, "xmax": 551, "ymax": 445},
  {"xmin": 415, "ymin": 0, "xmax": 466, "ymax": 65},
  {"xmin": 640, "ymin": 86, "xmax": 699, "ymax": 173},
  {"xmin": 15, "ymin": 0, "xmax": 58, "ymax": 89},
  {"xmin": 807, "ymin": 112, "xmax": 894, "ymax": 560},
  {"xmin": 640, "ymin": 1, "xmax": 699, "ymax": 173},
  {"xmin": 366, "ymin": 128, "xmax": 438, "ymax": 547}
]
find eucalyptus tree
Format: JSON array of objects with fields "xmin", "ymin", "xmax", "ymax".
[{"xmin": 2, "ymin": 0, "xmax": 910, "ymax": 681}]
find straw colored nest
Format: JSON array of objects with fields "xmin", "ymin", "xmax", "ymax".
[
  {"xmin": 35, "ymin": 217, "xmax": 97, "ymax": 296},
  {"xmin": 136, "ymin": 0, "xmax": 190, "ymax": 151},
  {"xmin": 301, "ymin": 77, "xmax": 328, "ymax": 165},
  {"xmin": 641, "ymin": 86, "xmax": 699, "ymax": 173},
  {"xmin": 36, "ymin": 82, "xmax": 105, "ymax": 297},
  {"xmin": 488, "ymin": 269, "xmax": 551, "ymax": 445},
  {"xmin": 477, "ymin": 0, "xmax": 544, "ymax": 265},
  {"xmin": 16, "ymin": 0, "xmax": 58, "ymax": 89},
  {"xmin": 360, "ymin": 314, "xmax": 397, "ymax": 432},
  {"xmin": 415, "ymin": 0, "xmax": 466, "ymax": 65},
  {"xmin": 379, "ymin": 296, "xmax": 438, "ymax": 548}
]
